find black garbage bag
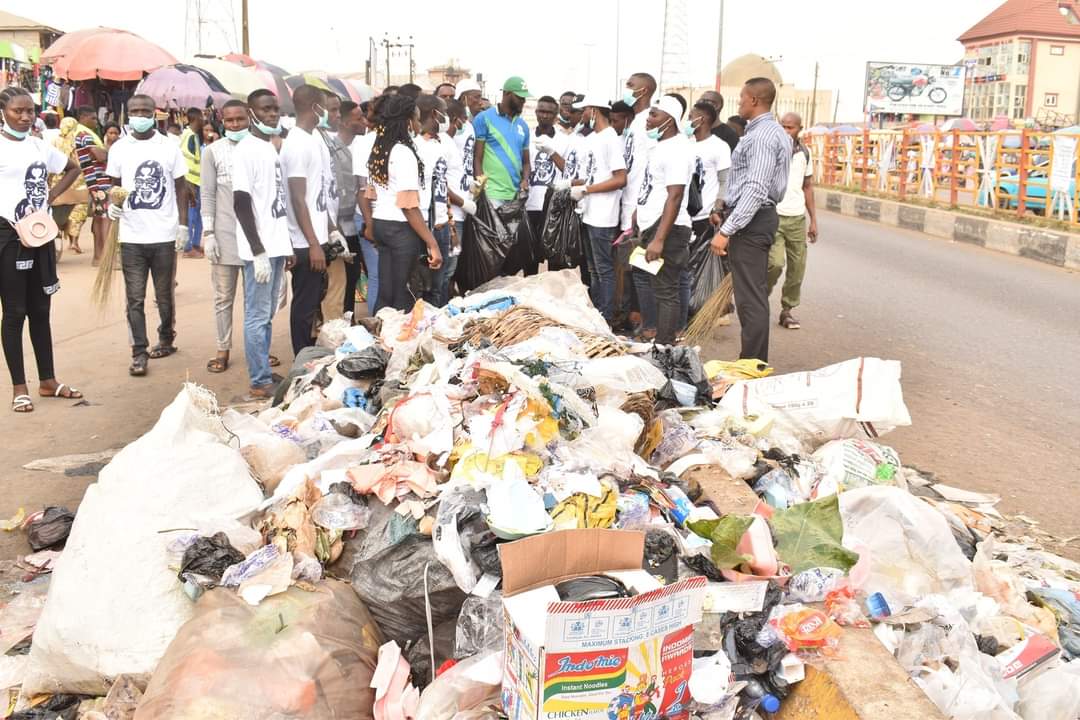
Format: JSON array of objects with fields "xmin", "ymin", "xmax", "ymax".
[
  {"xmin": 455, "ymin": 191, "xmax": 514, "ymax": 291},
  {"xmin": 541, "ymin": 188, "xmax": 583, "ymax": 270},
  {"xmin": 350, "ymin": 534, "xmax": 468, "ymax": 647},
  {"xmin": 27, "ymin": 507, "xmax": 75, "ymax": 551},
  {"xmin": 689, "ymin": 225, "xmax": 725, "ymax": 317},
  {"xmin": 499, "ymin": 196, "xmax": 537, "ymax": 276},
  {"xmin": 646, "ymin": 345, "xmax": 711, "ymax": 406},
  {"xmin": 338, "ymin": 345, "xmax": 392, "ymax": 380},
  {"xmin": 178, "ymin": 532, "xmax": 246, "ymax": 587},
  {"xmin": 9, "ymin": 694, "xmax": 82, "ymax": 720},
  {"xmin": 405, "ymin": 617, "xmax": 457, "ymax": 689}
]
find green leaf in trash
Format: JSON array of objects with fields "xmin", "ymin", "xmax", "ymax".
[
  {"xmin": 771, "ymin": 494, "xmax": 859, "ymax": 574},
  {"xmin": 689, "ymin": 515, "xmax": 755, "ymax": 570}
]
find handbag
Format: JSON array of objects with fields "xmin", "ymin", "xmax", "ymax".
[
  {"xmin": 686, "ymin": 171, "xmax": 704, "ymax": 217},
  {"xmin": 14, "ymin": 209, "xmax": 59, "ymax": 249}
]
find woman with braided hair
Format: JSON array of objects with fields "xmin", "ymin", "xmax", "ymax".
[{"xmin": 365, "ymin": 94, "xmax": 442, "ymax": 312}]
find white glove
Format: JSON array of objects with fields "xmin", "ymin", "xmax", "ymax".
[
  {"xmin": 460, "ymin": 197, "xmax": 477, "ymax": 216},
  {"xmin": 554, "ymin": 178, "xmax": 572, "ymax": 192},
  {"xmin": 253, "ymin": 253, "xmax": 271, "ymax": 284},
  {"xmin": 107, "ymin": 202, "xmax": 124, "ymax": 221},
  {"xmin": 535, "ymin": 135, "xmax": 557, "ymax": 155},
  {"xmin": 570, "ymin": 185, "xmax": 588, "ymax": 202},
  {"xmin": 469, "ymin": 177, "xmax": 486, "ymax": 198},
  {"xmin": 176, "ymin": 225, "xmax": 188, "ymax": 252},
  {"xmin": 328, "ymin": 229, "xmax": 352, "ymax": 260},
  {"xmin": 202, "ymin": 231, "xmax": 220, "ymax": 262}
]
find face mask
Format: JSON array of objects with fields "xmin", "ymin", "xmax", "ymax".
[
  {"xmin": 250, "ymin": 112, "xmax": 282, "ymax": 136},
  {"xmin": 316, "ymin": 106, "xmax": 330, "ymax": 129},
  {"xmin": 129, "ymin": 116, "xmax": 155, "ymax": 134},
  {"xmin": 646, "ymin": 119, "xmax": 670, "ymax": 141},
  {"xmin": 435, "ymin": 112, "xmax": 450, "ymax": 135},
  {"xmin": 2, "ymin": 124, "xmax": 28, "ymax": 140},
  {"xmin": 682, "ymin": 119, "xmax": 700, "ymax": 137},
  {"xmin": 623, "ymin": 88, "xmax": 639, "ymax": 106},
  {"xmin": 225, "ymin": 128, "xmax": 250, "ymax": 142},
  {"xmin": 574, "ymin": 122, "xmax": 584, "ymax": 134},
  {"xmin": 558, "ymin": 113, "xmax": 570, "ymax": 125}
]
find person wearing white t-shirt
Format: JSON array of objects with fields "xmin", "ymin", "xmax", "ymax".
[
  {"xmin": 232, "ymin": 89, "xmax": 293, "ymax": 397},
  {"xmin": 355, "ymin": 98, "xmax": 381, "ymax": 315},
  {"xmin": 567, "ymin": 95, "xmax": 627, "ymax": 324},
  {"xmin": 105, "ymin": 94, "xmax": 190, "ymax": 377},
  {"xmin": 364, "ymin": 95, "xmax": 442, "ymax": 312},
  {"xmin": 525, "ymin": 96, "xmax": 566, "ymax": 275},
  {"xmin": 636, "ymin": 96, "xmax": 692, "ymax": 346},
  {"xmin": 767, "ymin": 112, "xmax": 818, "ymax": 331},
  {"xmin": 443, "ymin": 99, "xmax": 475, "ymax": 297},
  {"xmin": 280, "ymin": 84, "xmax": 335, "ymax": 354},
  {"xmin": 0, "ymin": 87, "xmax": 84, "ymax": 413},
  {"xmin": 337, "ymin": 100, "xmax": 367, "ymax": 317},
  {"xmin": 621, "ymin": 73, "xmax": 659, "ymax": 338}
]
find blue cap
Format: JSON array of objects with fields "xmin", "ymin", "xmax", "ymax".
[{"xmin": 761, "ymin": 694, "xmax": 781, "ymax": 713}]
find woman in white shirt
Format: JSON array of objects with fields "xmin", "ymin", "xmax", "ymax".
[
  {"xmin": 0, "ymin": 87, "xmax": 84, "ymax": 413},
  {"xmin": 365, "ymin": 95, "xmax": 442, "ymax": 312}
]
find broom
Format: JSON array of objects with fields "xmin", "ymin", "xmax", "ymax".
[
  {"xmin": 683, "ymin": 273, "xmax": 734, "ymax": 346},
  {"xmin": 91, "ymin": 187, "xmax": 128, "ymax": 309}
]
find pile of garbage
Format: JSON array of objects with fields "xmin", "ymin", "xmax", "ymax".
[{"xmin": 1, "ymin": 270, "xmax": 1078, "ymax": 720}]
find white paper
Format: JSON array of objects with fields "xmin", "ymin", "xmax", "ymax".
[
  {"xmin": 629, "ymin": 246, "xmax": 664, "ymax": 275},
  {"xmin": 666, "ymin": 453, "xmax": 712, "ymax": 477},
  {"xmin": 701, "ymin": 580, "xmax": 769, "ymax": 614},
  {"xmin": 471, "ymin": 572, "xmax": 500, "ymax": 599},
  {"xmin": 485, "ymin": 476, "xmax": 553, "ymax": 534},
  {"xmin": 932, "ymin": 483, "xmax": 1001, "ymax": 505}
]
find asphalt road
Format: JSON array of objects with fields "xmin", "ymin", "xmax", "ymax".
[{"xmin": 701, "ymin": 211, "xmax": 1080, "ymax": 549}]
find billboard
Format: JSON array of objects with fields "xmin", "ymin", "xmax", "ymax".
[{"xmin": 864, "ymin": 62, "xmax": 967, "ymax": 116}]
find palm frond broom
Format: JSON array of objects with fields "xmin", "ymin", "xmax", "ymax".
[{"xmin": 91, "ymin": 187, "xmax": 128, "ymax": 308}]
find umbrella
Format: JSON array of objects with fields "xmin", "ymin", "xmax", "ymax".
[
  {"xmin": 1054, "ymin": 125, "xmax": 1080, "ymax": 135},
  {"xmin": 136, "ymin": 64, "xmax": 232, "ymax": 109},
  {"xmin": 40, "ymin": 28, "xmax": 111, "ymax": 64},
  {"xmin": 188, "ymin": 56, "xmax": 268, "ymax": 98},
  {"xmin": 831, "ymin": 124, "xmax": 862, "ymax": 134},
  {"xmin": 222, "ymin": 52, "xmax": 291, "ymax": 77},
  {"xmin": 0, "ymin": 40, "xmax": 29, "ymax": 63},
  {"xmin": 286, "ymin": 72, "xmax": 336, "ymax": 97},
  {"xmin": 942, "ymin": 117, "xmax": 977, "ymax": 132},
  {"xmin": 249, "ymin": 66, "xmax": 294, "ymax": 114},
  {"xmin": 341, "ymin": 78, "xmax": 375, "ymax": 102},
  {"xmin": 326, "ymin": 77, "xmax": 360, "ymax": 103},
  {"xmin": 990, "ymin": 116, "xmax": 1011, "ymax": 132},
  {"xmin": 914, "ymin": 123, "xmax": 937, "ymax": 134},
  {"xmin": 45, "ymin": 29, "xmax": 177, "ymax": 81}
]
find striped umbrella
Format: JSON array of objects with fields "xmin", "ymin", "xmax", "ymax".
[
  {"xmin": 136, "ymin": 64, "xmax": 233, "ymax": 110},
  {"xmin": 252, "ymin": 66, "xmax": 295, "ymax": 115},
  {"xmin": 188, "ymin": 56, "xmax": 267, "ymax": 99},
  {"xmin": 340, "ymin": 78, "xmax": 375, "ymax": 102},
  {"xmin": 286, "ymin": 72, "xmax": 336, "ymax": 97},
  {"xmin": 222, "ymin": 53, "xmax": 291, "ymax": 77},
  {"xmin": 326, "ymin": 77, "xmax": 360, "ymax": 103}
]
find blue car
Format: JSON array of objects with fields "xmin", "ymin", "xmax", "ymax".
[{"xmin": 998, "ymin": 161, "xmax": 1076, "ymax": 211}]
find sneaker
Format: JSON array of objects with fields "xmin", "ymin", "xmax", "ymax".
[{"xmin": 779, "ymin": 309, "xmax": 801, "ymax": 330}]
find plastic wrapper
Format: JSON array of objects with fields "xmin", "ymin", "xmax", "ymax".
[
  {"xmin": 824, "ymin": 587, "xmax": 870, "ymax": 628},
  {"xmin": 416, "ymin": 651, "xmax": 503, "ymax": 720},
  {"xmin": 454, "ymin": 592, "xmax": 505, "ymax": 658},
  {"xmin": 456, "ymin": 192, "xmax": 515, "ymax": 292},
  {"xmin": 26, "ymin": 507, "xmax": 75, "ymax": 551},
  {"xmin": 1029, "ymin": 587, "xmax": 1080, "ymax": 658},
  {"xmin": 240, "ymin": 433, "xmax": 308, "ymax": 495},
  {"xmin": 646, "ymin": 345, "xmax": 711, "ymax": 407},
  {"xmin": 812, "ymin": 438, "xmax": 900, "ymax": 493},
  {"xmin": 649, "ymin": 410, "xmax": 698, "ymax": 469},
  {"xmin": 539, "ymin": 188, "xmax": 583, "ymax": 270},
  {"xmin": 1017, "ymin": 659, "xmax": 1080, "ymax": 720},
  {"xmin": 310, "ymin": 493, "xmax": 371, "ymax": 531},
  {"xmin": 615, "ymin": 492, "xmax": 651, "ymax": 530},
  {"xmin": 432, "ymin": 486, "xmax": 486, "ymax": 594},
  {"xmin": 0, "ymin": 578, "xmax": 50, "ymax": 656},
  {"xmin": 134, "ymin": 580, "xmax": 381, "ymax": 720},
  {"xmin": 787, "ymin": 567, "xmax": 846, "ymax": 603},
  {"xmin": 767, "ymin": 604, "xmax": 843, "ymax": 655}
]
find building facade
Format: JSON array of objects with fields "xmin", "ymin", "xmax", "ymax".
[
  {"xmin": 0, "ymin": 10, "xmax": 61, "ymax": 58},
  {"xmin": 958, "ymin": 0, "xmax": 1080, "ymax": 126}
]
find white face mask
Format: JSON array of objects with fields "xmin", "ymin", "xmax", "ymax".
[{"xmin": 436, "ymin": 112, "xmax": 450, "ymax": 135}]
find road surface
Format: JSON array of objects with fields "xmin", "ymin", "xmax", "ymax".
[{"xmin": 1, "ymin": 211, "xmax": 1077, "ymax": 560}]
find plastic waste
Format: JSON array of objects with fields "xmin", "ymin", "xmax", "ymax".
[
  {"xmin": 456, "ymin": 192, "xmax": 515, "ymax": 291},
  {"xmin": 311, "ymin": 492, "xmax": 371, "ymax": 531},
  {"xmin": 25, "ymin": 507, "xmax": 75, "ymax": 551},
  {"xmin": 0, "ymin": 578, "xmax": 50, "ymax": 655},
  {"xmin": 454, "ymin": 591, "xmax": 504, "ymax": 658},
  {"xmin": 338, "ymin": 345, "xmax": 392, "ymax": 380},
  {"xmin": 539, "ymin": 188, "xmax": 583, "ymax": 270},
  {"xmin": 177, "ymin": 532, "xmax": 245, "ymax": 594},
  {"xmin": 370, "ymin": 640, "xmax": 420, "ymax": 720},
  {"xmin": 973, "ymin": 537, "xmax": 1059, "ymax": 640},
  {"xmin": 1017, "ymin": 659, "xmax": 1080, "ymax": 720},
  {"xmin": 135, "ymin": 581, "xmax": 381, "ymax": 720},
  {"xmin": 645, "ymin": 345, "xmax": 711, "ymax": 407},
  {"xmin": 1029, "ymin": 587, "xmax": 1080, "ymax": 658},
  {"xmin": 767, "ymin": 604, "xmax": 843, "ymax": 654},
  {"xmin": 688, "ymin": 226, "xmax": 725, "ymax": 317},
  {"xmin": 240, "ymin": 434, "xmax": 307, "ymax": 495},
  {"xmin": 688, "ymin": 650, "xmax": 733, "ymax": 705},
  {"xmin": 498, "ymin": 196, "xmax": 537, "ymax": 277},
  {"xmin": 649, "ymin": 410, "xmax": 698, "ymax": 468},
  {"xmin": 416, "ymin": 650, "xmax": 503, "ymax": 720},
  {"xmin": 786, "ymin": 567, "xmax": 846, "ymax": 603},
  {"xmin": 812, "ymin": 439, "xmax": 900, "ymax": 493}
]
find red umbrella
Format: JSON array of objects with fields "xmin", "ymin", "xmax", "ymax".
[{"xmin": 44, "ymin": 29, "xmax": 176, "ymax": 81}]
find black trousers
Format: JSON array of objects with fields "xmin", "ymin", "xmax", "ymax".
[
  {"xmin": 0, "ymin": 240, "xmax": 54, "ymax": 386},
  {"xmin": 525, "ymin": 210, "xmax": 545, "ymax": 277},
  {"xmin": 728, "ymin": 206, "xmax": 779, "ymax": 362},
  {"xmin": 374, "ymin": 219, "xmax": 422, "ymax": 313},
  {"xmin": 641, "ymin": 222, "xmax": 691, "ymax": 346},
  {"xmin": 121, "ymin": 241, "xmax": 176, "ymax": 359},
  {"xmin": 290, "ymin": 246, "xmax": 328, "ymax": 355},
  {"xmin": 343, "ymin": 234, "xmax": 362, "ymax": 317}
]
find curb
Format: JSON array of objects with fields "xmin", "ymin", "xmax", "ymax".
[{"xmin": 821, "ymin": 190, "xmax": 1080, "ymax": 271}]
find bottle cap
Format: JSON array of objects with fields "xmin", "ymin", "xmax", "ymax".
[{"xmin": 761, "ymin": 694, "xmax": 781, "ymax": 713}]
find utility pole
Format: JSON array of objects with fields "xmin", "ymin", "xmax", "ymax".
[
  {"xmin": 714, "ymin": 0, "xmax": 724, "ymax": 90},
  {"xmin": 833, "ymin": 89, "xmax": 840, "ymax": 123},
  {"xmin": 382, "ymin": 35, "xmax": 415, "ymax": 86},
  {"xmin": 241, "ymin": 0, "xmax": 249, "ymax": 55},
  {"xmin": 810, "ymin": 61, "xmax": 819, "ymax": 126}
]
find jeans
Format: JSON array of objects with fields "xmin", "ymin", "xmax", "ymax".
[
  {"xmin": 374, "ymin": 219, "xmax": 422, "ymax": 312},
  {"xmin": 729, "ymin": 206, "xmax": 780, "ymax": 362},
  {"xmin": 355, "ymin": 212, "xmax": 379, "ymax": 316},
  {"xmin": 186, "ymin": 194, "xmax": 202, "ymax": 251},
  {"xmin": 767, "ymin": 214, "xmax": 808, "ymax": 311},
  {"xmin": 632, "ymin": 268, "xmax": 657, "ymax": 331},
  {"xmin": 121, "ymin": 241, "xmax": 176, "ymax": 358},
  {"xmin": 586, "ymin": 224, "xmax": 618, "ymax": 323},
  {"xmin": 425, "ymin": 224, "xmax": 452, "ymax": 306},
  {"xmin": 210, "ymin": 263, "xmax": 241, "ymax": 351},
  {"xmin": 641, "ymin": 222, "xmax": 691, "ymax": 346},
  {"xmin": 242, "ymin": 255, "xmax": 286, "ymax": 388},
  {"xmin": 290, "ymin": 246, "xmax": 328, "ymax": 355},
  {"xmin": 0, "ymin": 240, "xmax": 54, "ymax": 386}
]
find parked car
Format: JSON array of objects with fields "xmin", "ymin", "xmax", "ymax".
[{"xmin": 998, "ymin": 160, "xmax": 1076, "ymax": 211}]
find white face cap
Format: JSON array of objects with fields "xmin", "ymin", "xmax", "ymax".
[
  {"xmin": 456, "ymin": 78, "xmax": 481, "ymax": 95},
  {"xmin": 654, "ymin": 95, "xmax": 685, "ymax": 131},
  {"xmin": 572, "ymin": 93, "xmax": 610, "ymax": 111}
]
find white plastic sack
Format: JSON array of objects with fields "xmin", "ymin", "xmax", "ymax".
[
  {"xmin": 839, "ymin": 487, "xmax": 973, "ymax": 609},
  {"xmin": 22, "ymin": 386, "xmax": 264, "ymax": 695},
  {"xmin": 812, "ymin": 438, "xmax": 901, "ymax": 495},
  {"xmin": 717, "ymin": 358, "xmax": 911, "ymax": 443},
  {"xmin": 1017, "ymin": 660, "xmax": 1080, "ymax": 720},
  {"xmin": 464, "ymin": 269, "xmax": 610, "ymax": 335}
]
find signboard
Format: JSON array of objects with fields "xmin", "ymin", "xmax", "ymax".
[{"xmin": 864, "ymin": 62, "xmax": 967, "ymax": 116}]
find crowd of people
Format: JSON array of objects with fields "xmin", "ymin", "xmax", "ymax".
[{"xmin": 0, "ymin": 70, "xmax": 820, "ymax": 413}]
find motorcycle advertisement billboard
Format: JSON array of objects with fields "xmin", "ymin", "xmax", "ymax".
[{"xmin": 864, "ymin": 62, "xmax": 966, "ymax": 116}]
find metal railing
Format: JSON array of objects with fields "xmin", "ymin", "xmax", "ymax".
[{"xmin": 806, "ymin": 129, "xmax": 1080, "ymax": 227}]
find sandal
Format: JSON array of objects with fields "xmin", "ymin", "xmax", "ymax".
[
  {"xmin": 207, "ymin": 357, "xmax": 229, "ymax": 373},
  {"xmin": 129, "ymin": 355, "xmax": 149, "ymax": 377},
  {"xmin": 268, "ymin": 355, "xmax": 281, "ymax": 368},
  {"xmin": 42, "ymin": 383, "xmax": 83, "ymax": 400},
  {"xmin": 779, "ymin": 310, "xmax": 801, "ymax": 330},
  {"xmin": 248, "ymin": 384, "xmax": 275, "ymax": 400},
  {"xmin": 149, "ymin": 344, "xmax": 178, "ymax": 359},
  {"xmin": 12, "ymin": 395, "xmax": 33, "ymax": 413}
]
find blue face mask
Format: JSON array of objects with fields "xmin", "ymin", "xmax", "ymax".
[
  {"xmin": 2, "ymin": 124, "xmax": 28, "ymax": 139},
  {"xmin": 623, "ymin": 88, "xmax": 638, "ymax": 106},
  {"xmin": 250, "ymin": 112, "xmax": 282, "ymax": 136},
  {"xmin": 682, "ymin": 120, "xmax": 700, "ymax": 137},
  {"xmin": 317, "ymin": 106, "xmax": 331, "ymax": 129},
  {"xmin": 129, "ymin": 116, "xmax": 155, "ymax": 134},
  {"xmin": 225, "ymin": 128, "xmax": 250, "ymax": 142},
  {"xmin": 647, "ymin": 118, "xmax": 671, "ymax": 141}
]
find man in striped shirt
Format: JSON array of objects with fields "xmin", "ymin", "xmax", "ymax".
[
  {"xmin": 710, "ymin": 77, "xmax": 791, "ymax": 363},
  {"xmin": 73, "ymin": 106, "xmax": 110, "ymax": 265}
]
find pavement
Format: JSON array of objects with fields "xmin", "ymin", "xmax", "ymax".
[{"xmin": 2, "ymin": 211, "xmax": 1078, "ymax": 561}]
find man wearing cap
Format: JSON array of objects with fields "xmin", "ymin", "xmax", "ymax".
[
  {"xmin": 709, "ymin": 77, "xmax": 791, "ymax": 363},
  {"xmin": 456, "ymin": 78, "xmax": 485, "ymax": 120},
  {"xmin": 472, "ymin": 77, "xmax": 532, "ymax": 207},
  {"xmin": 568, "ymin": 94, "xmax": 626, "ymax": 324},
  {"xmin": 637, "ymin": 95, "xmax": 692, "ymax": 346}
]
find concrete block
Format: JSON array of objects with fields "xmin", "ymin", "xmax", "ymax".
[
  {"xmin": 986, "ymin": 222, "xmax": 1021, "ymax": 256},
  {"xmin": 953, "ymin": 216, "xmax": 988, "ymax": 247},
  {"xmin": 841, "ymin": 193, "xmax": 856, "ymax": 216},
  {"xmin": 879, "ymin": 201, "xmax": 899, "ymax": 226},
  {"xmin": 897, "ymin": 205, "xmax": 925, "ymax": 232},
  {"xmin": 1016, "ymin": 227, "xmax": 1068, "ymax": 266},
  {"xmin": 923, "ymin": 209, "xmax": 955, "ymax": 239},
  {"xmin": 1066, "ymin": 235, "xmax": 1080, "ymax": 271},
  {"xmin": 855, "ymin": 198, "xmax": 881, "ymax": 222},
  {"xmin": 826, "ymin": 193, "xmax": 843, "ymax": 212}
]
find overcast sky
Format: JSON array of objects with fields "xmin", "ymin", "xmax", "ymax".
[{"xmin": 36, "ymin": 0, "xmax": 1003, "ymax": 120}]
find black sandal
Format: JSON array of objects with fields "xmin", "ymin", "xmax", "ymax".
[
  {"xmin": 129, "ymin": 355, "xmax": 149, "ymax": 376},
  {"xmin": 207, "ymin": 357, "xmax": 229, "ymax": 373},
  {"xmin": 149, "ymin": 344, "xmax": 178, "ymax": 359},
  {"xmin": 268, "ymin": 354, "xmax": 281, "ymax": 368}
]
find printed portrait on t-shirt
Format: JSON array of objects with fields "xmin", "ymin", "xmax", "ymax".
[
  {"xmin": 623, "ymin": 132, "xmax": 635, "ymax": 172},
  {"xmin": 584, "ymin": 151, "xmax": 597, "ymax": 187},
  {"xmin": 316, "ymin": 174, "xmax": 327, "ymax": 212},
  {"xmin": 434, "ymin": 156, "xmax": 448, "ymax": 204},
  {"xmin": 693, "ymin": 156, "xmax": 704, "ymax": 181},
  {"xmin": 531, "ymin": 150, "xmax": 556, "ymax": 186},
  {"xmin": 461, "ymin": 136, "xmax": 475, "ymax": 188},
  {"xmin": 14, "ymin": 162, "xmax": 48, "ymax": 220},
  {"xmin": 638, "ymin": 165, "xmax": 654, "ymax": 206},
  {"xmin": 272, "ymin": 165, "xmax": 287, "ymax": 219},
  {"xmin": 130, "ymin": 160, "xmax": 167, "ymax": 210},
  {"xmin": 564, "ymin": 149, "xmax": 579, "ymax": 180}
]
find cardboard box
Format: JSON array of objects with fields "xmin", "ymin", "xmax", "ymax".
[{"xmin": 499, "ymin": 528, "xmax": 706, "ymax": 720}]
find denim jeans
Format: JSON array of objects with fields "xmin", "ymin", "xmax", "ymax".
[
  {"xmin": 425, "ymin": 224, "xmax": 452, "ymax": 306},
  {"xmin": 632, "ymin": 268, "xmax": 657, "ymax": 331},
  {"xmin": 356, "ymin": 212, "xmax": 380, "ymax": 316},
  {"xmin": 185, "ymin": 194, "xmax": 202, "ymax": 251},
  {"xmin": 374, "ymin": 219, "xmax": 422, "ymax": 312},
  {"xmin": 242, "ymin": 255, "xmax": 286, "ymax": 388},
  {"xmin": 121, "ymin": 241, "xmax": 176, "ymax": 358},
  {"xmin": 585, "ymin": 224, "xmax": 617, "ymax": 323}
]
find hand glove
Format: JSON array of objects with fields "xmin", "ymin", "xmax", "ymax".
[
  {"xmin": 107, "ymin": 202, "xmax": 124, "ymax": 221},
  {"xmin": 253, "ymin": 253, "xmax": 271, "ymax": 284},
  {"xmin": 202, "ymin": 231, "xmax": 220, "ymax": 262},
  {"xmin": 535, "ymin": 135, "xmax": 556, "ymax": 155},
  {"xmin": 460, "ymin": 197, "xmax": 477, "ymax": 216},
  {"xmin": 470, "ymin": 176, "xmax": 486, "ymax": 199},
  {"xmin": 553, "ymin": 178, "xmax": 572, "ymax": 192},
  {"xmin": 328, "ymin": 229, "xmax": 352, "ymax": 260},
  {"xmin": 176, "ymin": 225, "xmax": 188, "ymax": 252},
  {"xmin": 570, "ymin": 185, "xmax": 588, "ymax": 202}
]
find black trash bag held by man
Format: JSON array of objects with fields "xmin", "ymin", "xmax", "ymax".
[
  {"xmin": 455, "ymin": 191, "xmax": 514, "ymax": 291},
  {"xmin": 540, "ymin": 187, "xmax": 583, "ymax": 270}
]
